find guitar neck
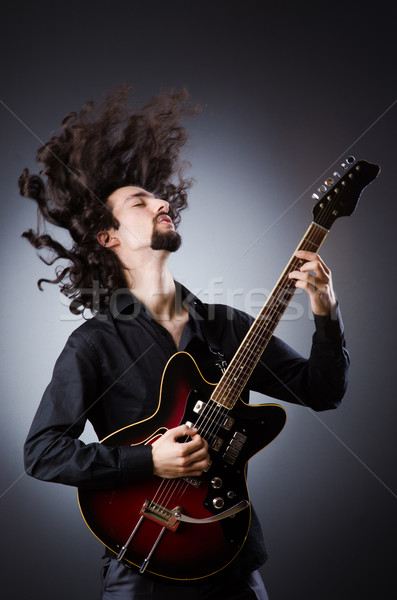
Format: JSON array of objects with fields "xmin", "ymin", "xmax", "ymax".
[{"xmin": 211, "ymin": 222, "xmax": 328, "ymax": 408}]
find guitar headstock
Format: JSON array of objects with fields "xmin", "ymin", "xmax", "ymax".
[{"xmin": 312, "ymin": 157, "xmax": 380, "ymax": 230}]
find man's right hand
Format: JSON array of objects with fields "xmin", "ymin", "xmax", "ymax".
[{"xmin": 151, "ymin": 424, "xmax": 210, "ymax": 479}]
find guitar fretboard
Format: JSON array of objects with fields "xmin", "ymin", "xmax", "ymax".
[{"xmin": 211, "ymin": 222, "xmax": 328, "ymax": 408}]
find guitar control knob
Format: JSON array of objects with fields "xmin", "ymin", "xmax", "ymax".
[
  {"xmin": 213, "ymin": 497, "xmax": 225, "ymax": 509},
  {"xmin": 211, "ymin": 477, "xmax": 223, "ymax": 489}
]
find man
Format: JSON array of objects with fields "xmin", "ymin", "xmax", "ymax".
[{"xmin": 22, "ymin": 87, "xmax": 349, "ymax": 599}]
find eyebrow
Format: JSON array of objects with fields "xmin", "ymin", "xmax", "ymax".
[{"xmin": 123, "ymin": 190, "xmax": 154, "ymax": 204}]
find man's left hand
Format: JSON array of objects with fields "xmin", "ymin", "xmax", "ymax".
[{"xmin": 288, "ymin": 250, "xmax": 337, "ymax": 316}]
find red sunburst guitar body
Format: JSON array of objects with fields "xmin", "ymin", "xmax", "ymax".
[{"xmin": 78, "ymin": 352, "xmax": 286, "ymax": 582}]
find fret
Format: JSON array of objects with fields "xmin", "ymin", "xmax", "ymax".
[{"xmin": 211, "ymin": 223, "xmax": 328, "ymax": 409}]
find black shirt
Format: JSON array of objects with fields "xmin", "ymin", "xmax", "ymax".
[{"xmin": 24, "ymin": 282, "xmax": 349, "ymax": 577}]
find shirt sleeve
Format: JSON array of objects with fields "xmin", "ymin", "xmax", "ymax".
[
  {"xmin": 23, "ymin": 331, "xmax": 153, "ymax": 489},
  {"xmin": 226, "ymin": 304, "xmax": 350, "ymax": 411}
]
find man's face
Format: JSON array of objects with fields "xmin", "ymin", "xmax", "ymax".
[{"xmin": 105, "ymin": 185, "xmax": 181, "ymax": 256}]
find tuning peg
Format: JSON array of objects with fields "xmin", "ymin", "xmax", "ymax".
[
  {"xmin": 318, "ymin": 184, "xmax": 327, "ymax": 193},
  {"xmin": 333, "ymin": 171, "xmax": 341, "ymax": 178},
  {"xmin": 325, "ymin": 177, "xmax": 334, "ymax": 186},
  {"xmin": 341, "ymin": 156, "xmax": 356, "ymax": 170},
  {"xmin": 311, "ymin": 193, "xmax": 319, "ymax": 200}
]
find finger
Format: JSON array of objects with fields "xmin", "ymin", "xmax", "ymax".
[
  {"xmin": 295, "ymin": 251, "xmax": 330, "ymax": 274},
  {"xmin": 174, "ymin": 444, "xmax": 210, "ymax": 474},
  {"xmin": 289, "ymin": 270, "xmax": 329, "ymax": 292},
  {"xmin": 185, "ymin": 456, "xmax": 211, "ymax": 476},
  {"xmin": 289, "ymin": 270, "xmax": 318, "ymax": 286},
  {"xmin": 289, "ymin": 270, "xmax": 312, "ymax": 283},
  {"xmin": 299, "ymin": 259, "xmax": 328, "ymax": 276},
  {"xmin": 294, "ymin": 250, "xmax": 320, "ymax": 261},
  {"xmin": 294, "ymin": 279, "xmax": 326, "ymax": 294},
  {"xmin": 191, "ymin": 434, "xmax": 208, "ymax": 448},
  {"xmin": 290, "ymin": 258, "xmax": 329, "ymax": 284},
  {"xmin": 295, "ymin": 250, "xmax": 321, "ymax": 261},
  {"xmin": 184, "ymin": 442, "xmax": 209, "ymax": 465},
  {"xmin": 179, "ymin": 434, "xmax": 208, "ymax": 457},
  {"xmin": 169, "ymin": 424, "xmax": 198, "ymax": 441},
  {"xmin": 289, "ymin": 272, "xmax": 316, "ymax": 292},
  {"xmin": 295, "ymin": 280, "xmax": 331, "ymax": 301}
]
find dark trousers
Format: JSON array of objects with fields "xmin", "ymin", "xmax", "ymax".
[{"xmin": 100, "ymin": 558, "xmax": 269, "ymax": 599}]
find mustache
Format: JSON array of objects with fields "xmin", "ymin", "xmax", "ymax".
[{"xmin": 153, "ymin": 212, "xmax": 173, "ymax": 225}]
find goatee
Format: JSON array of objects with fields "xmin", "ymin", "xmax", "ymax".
[{"xmin": 151, "ymin": 228, "xmax": 182, "ymax": 252}]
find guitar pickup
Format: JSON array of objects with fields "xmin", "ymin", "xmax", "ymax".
[
  {"xmin": 221, "ymin": 416, "xmax": 234, "ymax": 431},
  {"xmin": 209, "ymin": 435, "xmax": 223, "ymax": 451},
  {"xmin": 185, "ymin": 424, "xmax": 223, "ymax": 452}
]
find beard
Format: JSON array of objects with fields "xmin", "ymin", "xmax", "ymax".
[{"xmin": 150, "ymin": 227, "xmax": 182, "ymax": 252}]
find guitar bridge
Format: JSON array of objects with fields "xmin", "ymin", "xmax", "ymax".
[{"xmin": 140, "ymin": 500, "xmax": 181, "ymax": 532}]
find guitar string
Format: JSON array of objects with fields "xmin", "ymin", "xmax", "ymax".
[
  {"xmin": 149, "ymin": 223, "xmax": 328, "ymax": 510},
  {"xmin": 208, "ymin": 205, "xmax": 336, "ymax": 410},
  {"xmin": 167, "ymin": 228, "xmax": 328, "ymax": 506},
  {"xmin": 155, "ymin": 168, "xmax": 369, "ymax": 549},
  {"xmin": 151, "ymin": 225, "xmax": 326, "ymax": 510},
  {"xmin": 141, "ymin": 183, "xmax": 343, "ymax": 513},
  {"xmin": 193, "ymin": 217, "xmax": 332, "ymax": 460},
  {"xmin": 192, "ymin": 231, "xmax": 324, "ymax": 440},
  {"xmin": 203, "ymin": 220, "xmax": 332, "ymax": 425},
  {"xmin": 152, "ymin": 229, "xmax": 326, "ymax": 512},
  {"xmin": 130, "ymin": 168, "xmax": 369, "ymax": 568},
  {"xmin": 211, "ymin": 227, "xmax": 325, "ymax": 409}
]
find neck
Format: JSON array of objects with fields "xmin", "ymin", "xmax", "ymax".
[{"xmin": 123, "ymin": 250, "xmax": 178, "ymax": 321}]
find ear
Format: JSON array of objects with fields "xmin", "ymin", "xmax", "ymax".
[{"xmin": 97, "ymin": 230, "xmax": 120, "ymax": 248}]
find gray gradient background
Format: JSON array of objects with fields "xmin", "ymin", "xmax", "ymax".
[{"xmin": 1, "ymin": 1, "xmax": 396, "ymax": 599}]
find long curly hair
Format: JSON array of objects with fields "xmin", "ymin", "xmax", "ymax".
[{"xmin": 20, "ymin": 86, "xmax": 198, "ymax": 315}]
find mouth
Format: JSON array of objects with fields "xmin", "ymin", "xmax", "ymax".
[{"xmin": 156, "ymin": 214, "xmax": 174, "ymax": 227}]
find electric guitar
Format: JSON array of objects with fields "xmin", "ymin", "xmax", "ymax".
[{"xmin": 78, "ymin": 157, "xmax": 379, "ymax": 582}]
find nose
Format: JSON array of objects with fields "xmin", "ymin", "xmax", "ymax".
[{"xmin": 152, "ymin": 197, "xmax": 169, "ymax": 214}]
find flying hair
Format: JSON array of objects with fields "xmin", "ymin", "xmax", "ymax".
[{"xmin": 20, "ymin": 86, "xmax": 198, "ymax": 315}]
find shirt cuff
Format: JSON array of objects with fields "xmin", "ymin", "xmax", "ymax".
[
  {"xmin": 313, "ymin": 303, "xmax": 345, "ymax": 344},
  {"xmin": 119, "ymin": 444, "xmax": 153, "ymax": 482}
]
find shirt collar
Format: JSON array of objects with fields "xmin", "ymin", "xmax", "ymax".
[{"xmin": 110, "ymin": 281, "xmax": 207, "ymax": 321}]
